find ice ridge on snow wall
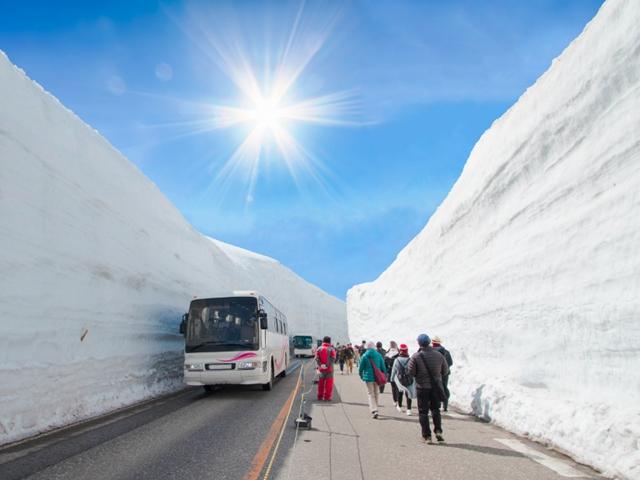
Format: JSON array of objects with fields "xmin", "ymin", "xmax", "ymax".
[
  {"xmin": 347, "ymin": 0, "xmax": 640, "ymax": 478},
  {"xmin": 0, "ymin": 50, "xmax": 347, "ymax": 446}
]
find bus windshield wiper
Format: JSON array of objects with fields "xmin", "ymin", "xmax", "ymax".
[{"xmin": 187, "ymin": 341, "xmax": 252, "ymax": 350}]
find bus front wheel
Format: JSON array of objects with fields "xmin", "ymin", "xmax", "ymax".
[{"xmin": 262, "ymin": 362, "xmax": 274, "ymax": 391}]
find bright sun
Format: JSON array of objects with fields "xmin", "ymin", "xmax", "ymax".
[
  {"xmin": 250, "ymin": 97, "xmax": 283, "ymax": 130},
  {"xmin": 178, "ymin": 2, "xmax": 361, "ymax": 204}
]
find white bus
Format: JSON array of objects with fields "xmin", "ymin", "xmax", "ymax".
[
  {"xmin": 180, "ymin": 291, "xmax": 289, "ymax": 392},
  {"xmin": 292, "ymin": 335, "xmax": 317, "ymax": 358}
]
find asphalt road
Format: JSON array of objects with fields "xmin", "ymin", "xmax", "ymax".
[
  {"xmin": 275, "ymin": 370, "xmax": 603, "ymax": 480},
  {"xmin": 0, "ymin": 360, "xmax": 602, "ymax": 480},
  {"xmin": 0, "ymin": 360, "xmax": 307, "ymax": 480}
]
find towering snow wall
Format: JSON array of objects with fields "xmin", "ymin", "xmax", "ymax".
[
  {"xmin": 0, "ymin": 50, "xmax": 347, "ymax": 446},
  {"xmin": 347, "ymin": 0, "xmax": 640, "ymax": 478}
]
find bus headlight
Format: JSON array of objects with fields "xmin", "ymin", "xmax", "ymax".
[
  {"xmin": 237, "ymin": 361, "xmax": 259, "ymax": 370},
  {"xmin": 185, "ymin": 363, "xmax": 204, "ymax": 371}
]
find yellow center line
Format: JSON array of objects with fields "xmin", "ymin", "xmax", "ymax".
[{"xmin": 243, "ymin": 368, "xmax": 302, "ymax": 480}]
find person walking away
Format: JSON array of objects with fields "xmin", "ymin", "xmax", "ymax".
[
  {"xmin": 375, "ymin": 341, "xmax": 387, "ymax": 393},
  {"xmin": 344, "ymin": 344, "xmax": 355, "ymax": 374},
  {"xmin": 359, "ymin": 341, "xmax": 387, "ymax": 418},
  {"xmin": 316, "ymin": 336, "xmax": 337, "ymax": 401},
  {"xmin": 390, "ymin": 344, "xmax": 416, "ymax": 415},
  {"xmin": 353, "ymin": 343, "xmax": 361, "ymax": 367},
  {"xmin": 385, "ymin": 341, "xmax": 400, "ymax": 406},
  {"xmin": 431, "ymin": 336, "xmax": 453, "ymax": 411},
  {"xmin": 338, "ymin": 345, "xmax": 346, "ymax": 375},
  {"xmin": 408, "ymin": 334, "xmax": 449, "ymax": 443}
]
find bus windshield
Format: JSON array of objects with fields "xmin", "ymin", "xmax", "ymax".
[
  {"xmin": 186, "ymin": 297, "xmax": 259, "ymax": 353},
  {"xmin": 293, "ymin": 336, "xmax": 313, "ymax": 349}
]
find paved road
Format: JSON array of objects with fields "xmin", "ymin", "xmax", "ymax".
[
  {"xmin": 0, "ymin": 360, "xmax": 603, "ymax": 480},
  {"xmin": 275, "ymin": 370, "xmax": 603, "ymax": 480},
  {"xmin": 0, "ymin": 361, "xmax": 306, "ymax": 480}
]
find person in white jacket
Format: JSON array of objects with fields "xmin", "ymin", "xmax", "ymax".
[{"xmin": 389, "ymin": 343, "xmax": 416, "ymax": 415}]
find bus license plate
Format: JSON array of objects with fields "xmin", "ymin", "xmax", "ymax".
[{"xmin": 207, "ymin": 364, "xmax": 232, "ymax": 370}]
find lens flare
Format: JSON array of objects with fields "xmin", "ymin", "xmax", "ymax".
[{"xmin": 171, "ymin": 2, "xmax": 363, "ymax": 205}]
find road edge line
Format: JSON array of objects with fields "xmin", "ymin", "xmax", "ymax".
[
  {"xmin": 0, "ymin": 387, "xmax": 190, "ymax": 452},
  {"xmin": 243, "ymin": 369, "xmax": 302, "ymax": 480},
  {"xmin": 494, "ymin": 438, "xmax": 588, "ymax": 478},
  {"xmin": 262, "ymin": 367, "xmax": 302, "ymax": 480}
]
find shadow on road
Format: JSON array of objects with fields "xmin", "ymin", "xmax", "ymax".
[
  {"xmin": 443, "ymin": 443, "xmax": 526, "ymax": 458},
  {"xmin": 336, "ymin": 400, "xmax": 369, "ymax": 407}
]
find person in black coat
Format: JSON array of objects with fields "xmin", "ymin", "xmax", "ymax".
[
  {"xmin": 407, "ymin": 334, "xmax": 449, "ymax": 443},
  {"xmin": 432, "ymin": 336, "xmax": 453, "ymax": 411}
]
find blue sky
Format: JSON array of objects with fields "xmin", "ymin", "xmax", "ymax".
[{"xmin": 0, "ymin": 0, "xmax": 604, "ymax": 299}]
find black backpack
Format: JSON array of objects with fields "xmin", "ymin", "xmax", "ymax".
[
  {"xmin": 396, "ymin": 359, "xmax": 412, "ymax": 388},
  {"xmin": 384, "ymin": 354, "xmax": 396, "ymax": 373},
  {"xmin": 436, "ymin": 346, "xmax": 453, "ymax": 367}
]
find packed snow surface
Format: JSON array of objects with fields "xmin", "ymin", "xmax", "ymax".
[
  {"xmin": 0, "ymin": 50, "xmax": 347, "ymax": 446},
  {"xmin": 348, "ymin": 0, "xmax": 640, "ymax": 478}
]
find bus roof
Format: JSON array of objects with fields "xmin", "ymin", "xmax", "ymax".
[
  {"xmin": 232, "ymin": 290, "xmax": 261, "ymax": 297},
  {"xmin": 190, "ymin": 291, "xmax": 262, "ymax": 300}
]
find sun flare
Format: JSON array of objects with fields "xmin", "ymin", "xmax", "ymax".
[
  {"xmin": 173, "ymin": 3, "xmax": 362, "ymax": 204},
  {"xmin": 249, "ymin": 97, "xmax": 283, "ymax": 130}
]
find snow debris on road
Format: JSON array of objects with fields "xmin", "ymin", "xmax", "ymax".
[
  {"xmin": 348, "ymin": 0, "xmax": 640, "ymax": 478},
  {"xmin": 0, "ymin": 50, "xmax": 347, "ymax": 446}
]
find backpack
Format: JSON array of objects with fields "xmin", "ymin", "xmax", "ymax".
[
  {"xmin": 436, "ymin": 346, "xmax": 453, "ymax": 367},
  {"xmin": 396, "ymin": 359, "xmax": 412, "ymax": 388},
  {"xmin": 384, "ymin": 353, "xmax": 396, "ymax": 373}
]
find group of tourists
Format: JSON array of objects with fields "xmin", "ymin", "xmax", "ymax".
[
  {"xmin": 314, "ymin": 333, "xmax": 454, "ymax": 444},
  {"xmin": 335, "ymin": 343, "xmax": 357, "ymax": 375}
]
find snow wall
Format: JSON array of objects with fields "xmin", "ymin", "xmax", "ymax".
[
  {"xmin": 347, "ymin": 0, "xmax": 640, "ymax": 478},
  {"xmin": 0, "ymin": 50, "xmax": 347, "ymax": 446}
]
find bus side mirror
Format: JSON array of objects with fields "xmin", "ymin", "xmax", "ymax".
[
  {"xmin": 179, "ymin": 313, "xmax": 187, "ymax": 335},
  {"xmin": 258, "ymin": 309, "xmax": 268, "ymax": 330}
]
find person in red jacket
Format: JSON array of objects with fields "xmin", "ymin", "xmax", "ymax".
[{"xmin": 315, "ymin": 336, "xmax": 337, "ymax": 401}]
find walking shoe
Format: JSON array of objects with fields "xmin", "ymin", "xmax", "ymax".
[
  {"xmin": 422, "ymin": 436, "xmax": 433, "ymax": 444},
  {"xmin": 393, "ymin": 401, "xmax": 398, "ymax": 407},
  {"xmin": 372, "ymin": 411, "xmax": 379, "ymax": 419},
  {"xmin": 435, "ymin": 433, "xmax": 445, "ymax": 443},
  {"xmin": 406, "ymin": 409, "xmax": 412, "ymax": 416},
  {"xmin": 396, "ymin": 405, "xmax": 403, "ymax": 413}
]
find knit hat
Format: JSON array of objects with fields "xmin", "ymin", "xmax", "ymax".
[
  {"xmin": 399, "ymin": 343, "xmax": 408, "ymax": 352},
  {"xmin": 432, "ymin": 336, "xmax": 442, "ymax": 345},
  {"xmin": 417, "ymin": 334, "xmax": 431, "ymax": 347}
]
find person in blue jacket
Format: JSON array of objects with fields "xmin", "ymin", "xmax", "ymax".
[{"xmin": 359, "ymin": 341, "xmax": 387, "ymax": 418}]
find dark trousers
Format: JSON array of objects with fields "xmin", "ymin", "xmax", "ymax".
[
  {"xmin": 390, "ymin": 381, "xmax": 399, "ymax": 403},
  {"xmin": 416, "ymin": 388, "xmax": 442, "ymax": 438},
  {"xmin": 443, "ymin": 374, "xmax": 450, "ymax": 410},
  {"xmin": 397, "ymin": 390, "xmax": 412, "ymax": 410}
]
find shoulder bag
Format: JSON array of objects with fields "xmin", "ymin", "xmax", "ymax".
[{"xmin": 369, "ymin": 357, "xmax": 387, "ymax": 387}]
